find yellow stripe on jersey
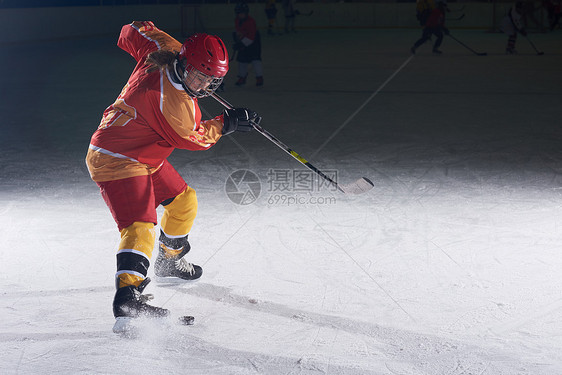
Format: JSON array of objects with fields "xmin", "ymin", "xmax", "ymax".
[
  {"xmin": 160, "ymin": 72, "xmax": 223, "ymax": 148},
  {"xmin": 85, "ymin": 147, "xmax": 161, "ymax": 182},
  {"xmin": 131, "ymin": 20, "xmax": 182, "ymax": 55}
]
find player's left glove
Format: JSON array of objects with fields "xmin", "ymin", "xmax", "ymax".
[{"xmin": 222, "ymin": 108, "xmax": 261, "ymax": 135}]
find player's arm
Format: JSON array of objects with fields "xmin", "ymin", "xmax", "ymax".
[
  {"xmin": 161, "ymin": 109, "xmax": 257, "ymax": 150},
  {"xmin": 117, "ymin": 21, "xmax": 181, "ymax": 62},
  {"xmin": 117, "ymin": 21, "xmax": 161, "ymax": 62}
]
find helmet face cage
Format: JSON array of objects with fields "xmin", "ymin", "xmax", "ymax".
[
  {"xmin": 181, "ymin": 64, "xmax": 223, "ymax": 98},
  {"xmin": 177, "ymin": 33, "xmax": 228, "ymax": 98}
]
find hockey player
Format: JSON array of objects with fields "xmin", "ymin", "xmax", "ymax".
[
  {"xmin": 85, "ymin": 21, "xmax": 260, "ymax": 328},
  {"xmin": 265, "ymin": 0, "xmax": 278, "ymax": 35},
  {"xmin": 416, "ymin": 0, "xmax": 436, "ymax": 26},
  {"xmin": 411, "ymin": 0, "xmax": 450, "ymax": 54},
  {"xmin": 234, "ymin": 2, "xmax": 264, "ymax": 87},
  {"xmin": 501, "ymin": 1, "xmax": 527, "ymax": 54},
  {"xmin": 544, "ymin": 0, "xmax": 562, "ymax": 30}
]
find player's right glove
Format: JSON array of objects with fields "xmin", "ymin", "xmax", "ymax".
[{"xmin": 222, "ymin": 108, "xmax": 261, "ymax": 135}]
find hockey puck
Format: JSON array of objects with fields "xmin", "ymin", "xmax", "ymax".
[{"xmin": 178, "ymin": 315, "xmax": 195, "ymax": 325}]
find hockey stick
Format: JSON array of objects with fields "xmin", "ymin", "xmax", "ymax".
[
  {"xmin": 447, "ymin": 34, "xmax": 487, "ymax": 56},
  {"xmin": 525, "ymin": 35, "xmax": 544, "ymax": 55},
  {"xmin": 210, "ymin": 92, "xmax": 374, "ymax": 195}
]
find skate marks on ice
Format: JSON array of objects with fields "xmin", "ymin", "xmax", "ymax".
[
  {"xmin": 0, "ymin": 330, "xmax": 107, "ymax": 343},
  {"xmin": 157, "ymin": 334, "xmax": 385, "ymax": 375},
  {"xmin": 169, "ymin": 282, "xmax": 540, "ymax": 374},
  {"xmin": 112, "ymin": 317, "xmax": 194, "ymax": 340},
  {"xmin": 0, "ymin": 285, "xmax": 114, "ymax": 343}
]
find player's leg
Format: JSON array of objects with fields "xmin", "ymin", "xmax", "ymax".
[
  {"xmin": 236, "ymin": 62, "xmax": 248, "ymax": 86},
  {"xmin": 152, "ymin": 161, "xmax": 202, "ymax": 281},
  {"xmin": 98, "ymin": 175, "xmax": 169, "ymax": 319},
  {"xmin": 411, "ymin": 27, "xmax": 432, "ymax": 53},
  {"xmin": 506, "ymin": 33, "xmax": 517, "ymax": 54},
  {"xmin": 252, "ymin": 59, "xmax": 264, "ymax": 86}
]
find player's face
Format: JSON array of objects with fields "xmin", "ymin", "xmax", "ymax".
[{"xmin": 184, "ymin": 69, "xmax": 213, "ymax": 94}]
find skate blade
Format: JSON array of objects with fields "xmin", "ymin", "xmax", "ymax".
[
  {"xmin": 113, "ymin": 315, "xmax": 194, "ymax": 337},
  {"xmin": 154, "ymin": 276, "xmax": 201, "ymax": 285},
  {"xmin": 113, "ymin": 316, "xmax": 171, "ymax": 338},
  {"xmin": 113, "ymin": 317, "xmax": 139, "ymax": 339}
]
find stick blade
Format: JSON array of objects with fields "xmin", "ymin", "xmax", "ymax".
[{"xmin": 340, "ymin": 177, "xmax": 374, "ymax": 195}]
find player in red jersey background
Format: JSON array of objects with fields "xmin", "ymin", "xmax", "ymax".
[
  {"xmin": 411, "ymin": 0, "xmax": 450, "ymax": 54},
  {"xmin": 86, "ymin": 21, "xmax": 260, "ymax": 328},
  {"xmin": 233, "ymin": 2, "xmax": 264, "ymax": 87}
]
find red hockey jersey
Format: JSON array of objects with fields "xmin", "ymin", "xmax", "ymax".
[
  {"xmin": 86, "ymin": 21, "xmax": 224, "ymax": 182},
  {"xmin": 425, "ymin": 8, "xmax": 445, "ymax": 28},
  {"xmin": 235, "ymin": 16, "xmax": 257, "ymax": 44}
]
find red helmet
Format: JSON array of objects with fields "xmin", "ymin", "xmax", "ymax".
[{"xmin": 177, "ymin": 33, "xmax": 229, "ymax": 97}]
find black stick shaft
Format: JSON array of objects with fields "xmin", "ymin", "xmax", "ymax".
[
  {"xmin": 211, "ymin": 92, "xmax": 344, "ymax": 193},
  {"xmin": 526, "ymin": 36, "xmax": 543, "ymax": 54},
  {"xmin": 448, "ymin": 34, "xmax": 483, "ymax": 55}
]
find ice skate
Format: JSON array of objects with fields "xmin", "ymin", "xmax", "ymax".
[
  {"xmin": 113, "ymin": 277, "xmax": 169, "ymax": 319},
  {"xmin": 154, "ymin": 231, "xmax": 203, "ymax": 281},
  {"xmin": 112, "ymin": 278, "xmax": 169, "ymax": 335}
]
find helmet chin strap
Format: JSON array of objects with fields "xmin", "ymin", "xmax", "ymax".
[
  {"xmin": 172, "ymin": 59, "xmax": 192, "ymax": 94},
  {"xmin": 172, "ymin": 59, "xmax": 183, "ymax": 83}
]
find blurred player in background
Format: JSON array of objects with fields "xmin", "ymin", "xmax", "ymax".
[
  {"xmin": 501, "ymin": 1, "xmax": 528, "ymax": 54},
  {"xmin": 411, "ymin": 0, "xmax": 450, "ymax": 54},
  {"xmin": 265, "ymin": 0, "xmax": 278, "ymax": 35},
  {"xmin": 233, "ymin": 2, "xmax": 264, "ymax": 87}
]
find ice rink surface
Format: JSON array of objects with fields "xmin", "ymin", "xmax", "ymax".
[{"xmin": 1, "ymin": 27, "xmax": 561, "ymax": 374}]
